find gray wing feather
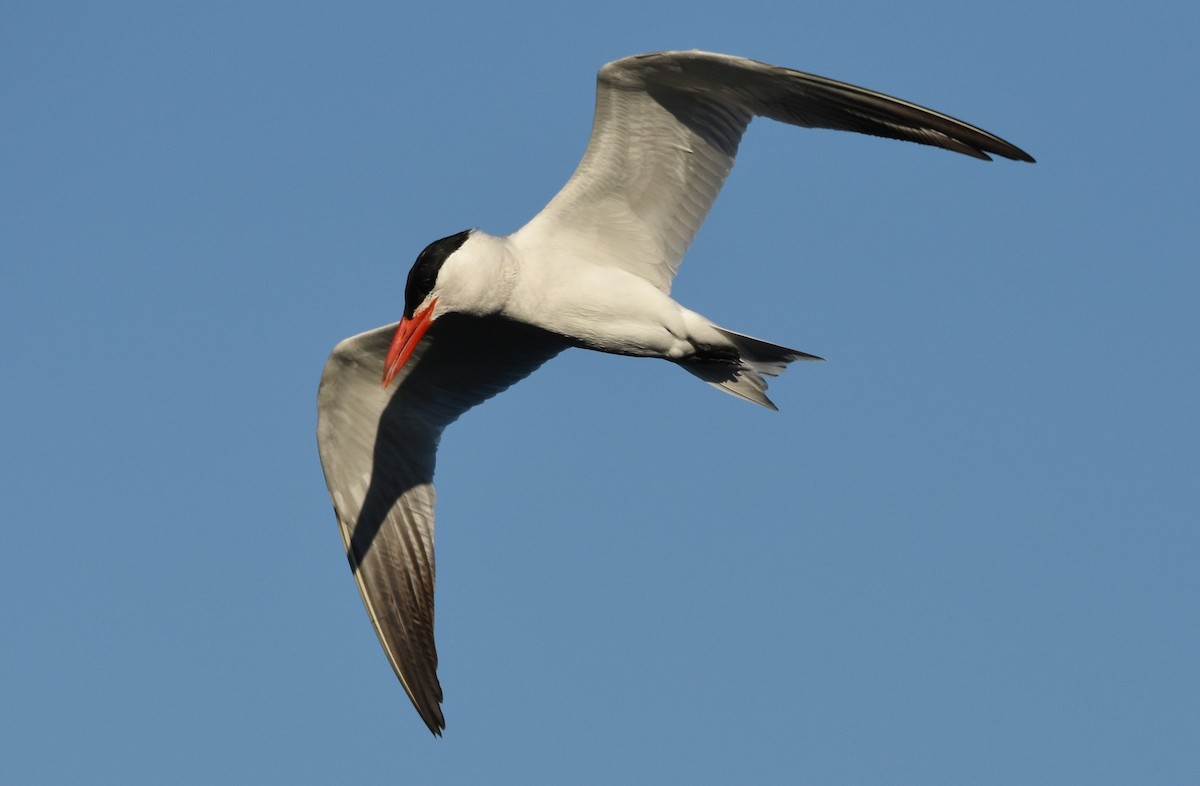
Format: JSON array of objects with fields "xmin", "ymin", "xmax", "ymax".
[
  {"xmin": 520, "ymin": 50, "xmax": 1033, "ymax": 292},
  {"xmin": 316, "ymin": 316, "xmax": 566, "ymax": 734}
]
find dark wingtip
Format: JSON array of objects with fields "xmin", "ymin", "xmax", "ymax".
[
  {"xmin": 422, "ymin": 713, "xmax": 445, "ymax": 737},
  {"xmin": 987, "ymin": 139, "xmax": 1036, "ymax": 163},
  {"xmin": 995, "ymin": 147, "xmax": 1035, "ymax": 164}
]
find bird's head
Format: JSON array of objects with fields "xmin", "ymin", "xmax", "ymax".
[{"xmin": 383, "ymin": 228, "xmax": 475, "ymax": 387}]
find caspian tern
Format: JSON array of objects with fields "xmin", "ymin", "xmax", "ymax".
[{"xmin": 316, "ymin": 50, "xmax": 1033, "ymax": 735}]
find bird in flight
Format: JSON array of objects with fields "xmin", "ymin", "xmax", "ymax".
[{"xmin": 316, "ymin": 50, "xmax": 1033, "ymax": 735}]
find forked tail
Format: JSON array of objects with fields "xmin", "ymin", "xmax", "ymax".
[{"xmin": 680, "ymin": 326, "xmax": 822, "ymax": 410}]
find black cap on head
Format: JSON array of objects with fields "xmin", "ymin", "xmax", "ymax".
[{"xmin": 403, "ymin": 229, "xmax": 473, "ymax": 319}]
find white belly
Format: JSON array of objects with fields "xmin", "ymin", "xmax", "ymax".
[{"xmin": 504, "ymin": 263, "xmax": 718, "ymax": 359}]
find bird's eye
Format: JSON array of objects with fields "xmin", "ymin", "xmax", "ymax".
[{"xmin": 403, "ymin": 229, "xmax": 473, "ymax": 318}]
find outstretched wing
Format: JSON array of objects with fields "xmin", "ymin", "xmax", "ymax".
[
  {"xmin": 316, "ymin": 315, "xmax": 566, "ymax": 734},
  {"xmin": 516, "ymin": 50, "xmax": 1033, "ymax": 292}
]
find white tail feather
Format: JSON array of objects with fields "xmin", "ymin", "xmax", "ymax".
[{"xmin": 680, "ymin": 326, "xmax": 822, "ymax": 410}]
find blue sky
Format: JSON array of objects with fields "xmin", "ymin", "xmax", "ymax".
[{"xmin": 3, "ymin": 2, "xmax": 1197, "ymax": 783}]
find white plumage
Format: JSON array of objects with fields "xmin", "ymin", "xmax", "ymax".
[{"xmin": 316, "ymin": 50, "xmax": 1033, "ymax": 734}]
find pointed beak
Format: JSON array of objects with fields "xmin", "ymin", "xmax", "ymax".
[{"xmin": 382, "ymin": 297, "xmax": 437, "ymax": 388}]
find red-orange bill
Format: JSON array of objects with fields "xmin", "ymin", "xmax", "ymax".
[{"xmin": 382, "ymin": 298, "xmax": 437, "ymax": 387}]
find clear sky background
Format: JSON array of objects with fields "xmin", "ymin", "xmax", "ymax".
[{"xmin": 3, "ymin": 2, "xmax": 1197, "ymax": 784}]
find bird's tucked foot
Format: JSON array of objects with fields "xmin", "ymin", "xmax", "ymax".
[{"xmin": 677, "ymin": 326, "xmax": 821, "ymax": 410}]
